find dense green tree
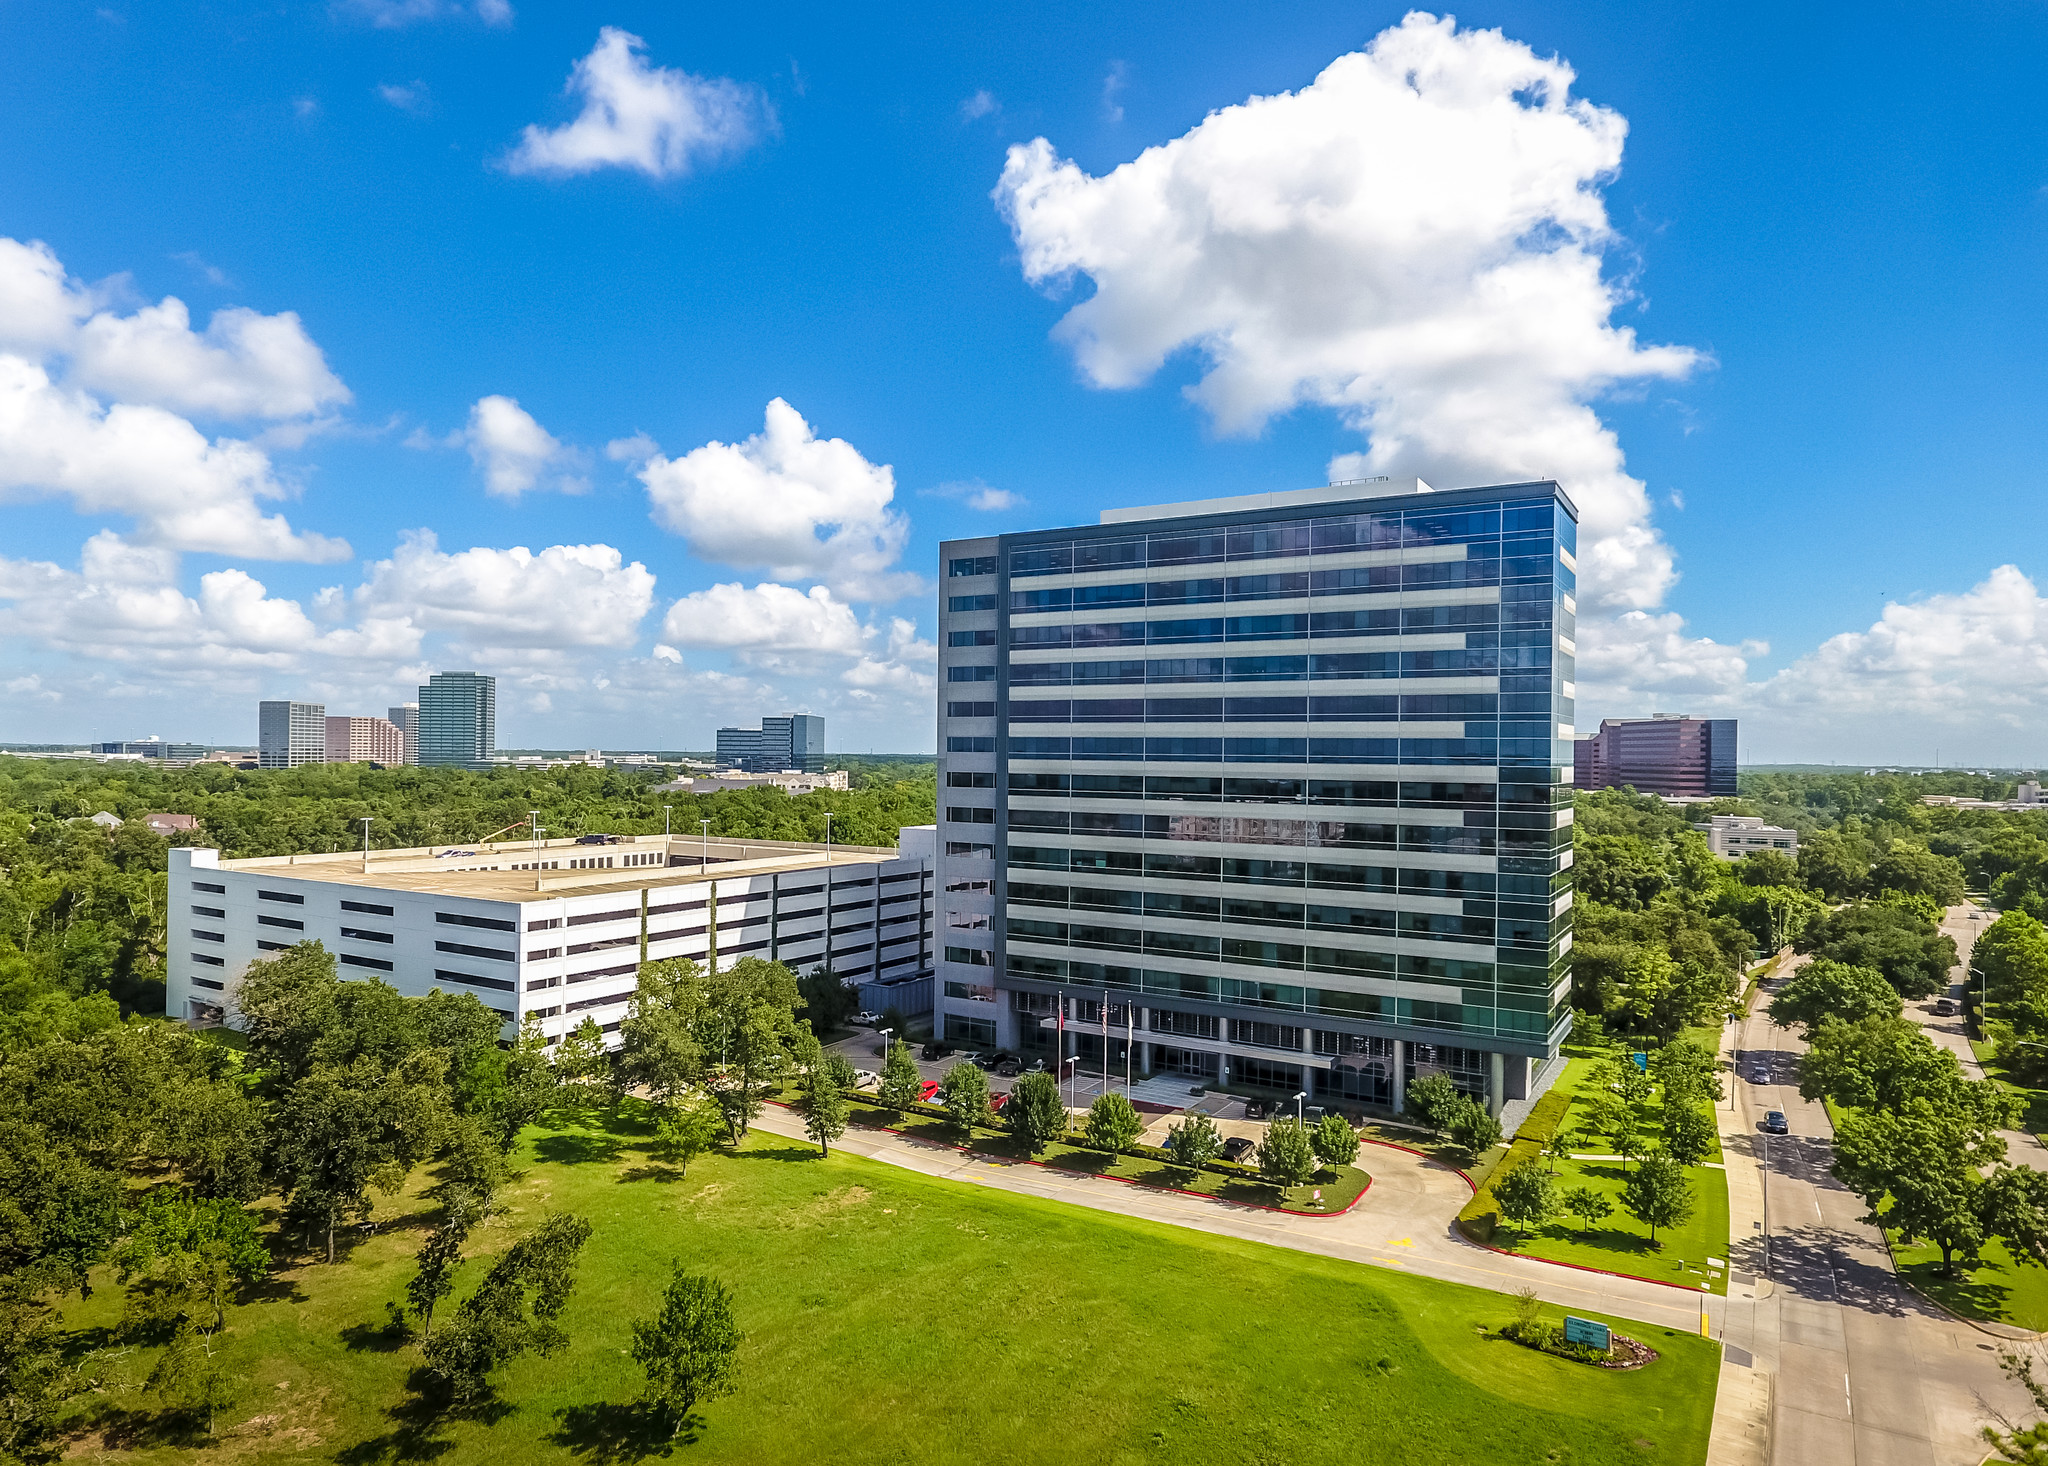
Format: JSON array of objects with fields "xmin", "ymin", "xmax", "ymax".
[
  {"xmin": 1978, "ymin": 911, "xmax": 2048, "ymax": 1008},
  {"xmin": 1006, "ymin": 1072, "xmax": 1066, "ymax": 1156},
  {"xmin": 1799, "ymin": 829, "xmax": 1874, "ymax": 900},
  {"xmin": 1736, "ymin": 849, "xmax": 1800, "ymax": 888},
  {"xmin": 113, "ymin": 1189, "xmax": 268, "ymax": 1334},
  {"xmin": 422, "ymin": 1211, "xmax": 592, "ymax": 1401},
  {"xmin": 794, "ymin": 1031, "xmax": 849, "ymax": 1157},
  {"xmin": 1662, "ymin": 1100, "xmax": 1717, "ymax": 1167},
  {"xmin": 0, "ymin": 1275, "xmax": 83, "ymax": 1465},
  {"xmin": 1493, "ymin": 1159, "xmax": 1558, "ymax": 1242},
  {"xmin": 1163, "ymin": 1110, "xmax": 1224, "ymax": 1171},
  {"xmin": 1403, "ymin": 1073, "xmax": 1461, "ymax": 1132},
  {"xmin": 632, "ymin": 1269, "xmax": 742, "ymax": 1436},
  {"xmin": 1256, "ymin": 1117, "xmax": 1318, "ymax": 1186},
  {"xmin": 795, "ymin": 964, "xmax": 857, "ymax": 1034},
  {"xmin": 1834, "ymin": 1096, "xmax": 2003, "ymax": 1276},
  {"xmin": 937, "ymin": 1061, "xmax": 990, "ymax": 1133},
  {"xmin": 700, "ymin": 957, "xmax": 804, "ymax": 1142},
  {"xmin": 876, "ymin": 1038, "xmax": 922, "ymax": 1112},
  {"xmin": 1311, "ymin": 1112, "xmax": 1360, "ymax": 1168},
  {"xmin": 1868, "ymin": 840, "xmax": 1968, "ymax": 906},
  {"xmin": 406, "ymin": 1186, "xmax": 486, "ymax": 1340},
  {"xmin": 1796, "ymin": 902, "xmax": 1958, "ymax": 1000},
  {"xmin": 614, "ymin": 957, "xmax": 707, "ymax": 1110},
  {"xmin": 1561, "ymin": 1183, "xmax": 1613, "ymax": 1235},
  {"xmin": 551, "ymin": 1017, "xmax": 610, "ymax": 1109},
  {"xmin": 1799, "ymin": 1015, "xmax": 2021, "ymax": 1126},
  {"xmin": 1083, "ymin": 1091, "xmax": 1144, "ymax": 1153},
  {"xmin": 1981, "ymin": 1166, "xmax": 2048, "ymax": 1271},
  {"xmin": 652, "ymin": 1097, "xmax": 721, "ymax": 1175},
  {"xmin": 1444, "ymin": 1096, "xmax": 1503, "ymax": 1158},
  {"xmin": 270, "ymin": 1049, "xmax": 452, "ymax": 1263},
  {"xmin": 1620, "ymin": 1151, "xmax": 1695, "ymax": 1245},
  {"xmin": 1768, "ymin": 959, "xmax": 1904, "ymax": 1037}
]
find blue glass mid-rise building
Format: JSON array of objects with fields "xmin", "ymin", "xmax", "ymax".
[
  {"xmin": 417, "ymin": 672, "xmax": 496, "ymax": 770},
  {"xmin": 933, "ymin": 478, "xmax": 1577, "ymax": 1116},
  {"xmin": 716, "ymin": 714, "xmax": 826, "ymax": 773}
]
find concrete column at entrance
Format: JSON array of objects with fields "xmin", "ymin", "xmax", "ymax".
[
  {"xmin": 1487, "ymin": 1051, "xmax": 1505, "ymax": 1118},
  {"xmin": 1391, "ymin": 1039, "xmax": 1406, "ymax": 1113}
]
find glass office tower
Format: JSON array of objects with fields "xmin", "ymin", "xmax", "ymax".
[
  {"xmin": 934, "ymin": 478, "xmax": 1577, "ymax": 1116},
  {"xmin": 418, "ymin": 672, "xmax": 497, "ymax": 770}
]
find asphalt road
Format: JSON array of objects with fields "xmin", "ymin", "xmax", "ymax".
[{"xmin": 1724, "ymin": 965, "xmax": 2034, "ymax": 1465}]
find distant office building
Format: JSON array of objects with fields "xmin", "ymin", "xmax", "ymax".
[
  {"xmin": 258, "ymin": 701, "xmax": 326, "ymax": 768},
  {"xmin": 1574, "ymin": 716, "xmax": 1736, "ymax": 799},
  {"xmin": 716, "ymin": 714, "xmax": 825, "ymax": 773},
  {"xmin": 1696, "ymin": 814, "xmax": 1798, "ymax": 859},
  {"xmin": 664, "ymin": 769, "xmax": 851, "ymax": 797},
  {"xmin": 325, "ymin": 716, "xmax": 405, "ymax": 765},
  {"xmin": 387, "ymin": 703, "xmax": 420, "ymax": 765},
  {"xmin": 418, "ymin": 673, "xmax": 496, "ymax": 769},
  {"xmin": 90, "ymin": 739, "xmax": 209, "ymax": 759}
]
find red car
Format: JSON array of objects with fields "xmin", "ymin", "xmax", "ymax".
[{"xmin": 918, "ymin": 1079, "xmax": 941, "ymax": 1104}]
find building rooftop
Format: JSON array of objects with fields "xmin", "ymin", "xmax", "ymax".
[
  {"xmin": 1099, "ymin": 477, "xmax": 1434, "ymax": 525},
  {"xmin": 200, "ymin": 833, "xmax": 916, "ymax": 905}
]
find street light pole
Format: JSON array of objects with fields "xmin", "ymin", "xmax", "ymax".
[
  {"xmin": 360, "ymin": 817, "xmax": 371, "ymax": 873},
  {"xmin": 879, "ymin": 1027, "xmax": 893, "ymax": 1063},
  {"xmin": 663, "ymin": 804, "xmax": 671, "ymax": 837},
  {"xmin": 1293, "ymin": 1090, "xmax": 1306, "ymax": 1123},
  {"xmin": 700, "ymin": 818, "xmax": 711, "ymax": 873}
]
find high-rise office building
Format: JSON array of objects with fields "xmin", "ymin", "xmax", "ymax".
[
  {"xmin": 715, "ymin": 714, "xmax": 825, "ymax": 773},
  {"xmin": 257, "ymin": 700, "xmax": 326, "ymax": 768},
  {"xmin": 1574, "ymin": 716, "xmax": 1736, "ymax": 799},
  {"xmin": 417, "ymin": 673, "xmax": 496, "ymax": 769},
  {"xmin": 387, "ymin": 703, "xmax": 420, "ymax": 765},
  {"xmin": 325, "ymin": 715, "xmax": 405, "ymax": 765},
  {"xmin": 934, "ymin": 477, "xmax": 1577, "ymax": 1117}
]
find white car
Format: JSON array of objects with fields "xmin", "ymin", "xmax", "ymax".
[
  {"xmin": 850, "ymin": 1070, "xmax": 881, "ymax": 1091},
  {"xmin": 851, "ymin": 1011, "xmax": 882, "ymax": 1025}
]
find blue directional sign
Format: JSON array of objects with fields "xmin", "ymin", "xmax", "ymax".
[
  {"xmin": 1630, "ymin": 1051, "xmax": 1648, "ymax": 1071},
  {"xmin": 1563, "ymin": 1316, "xmax": 1611, "ymax": 1351}
]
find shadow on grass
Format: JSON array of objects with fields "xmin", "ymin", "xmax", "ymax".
[
  {"xmin": 533, "ymin": 1133, "xmax": 627, "ymax": 1166},
  {"xmin": 72, "ymin": 1402, "xmax": 214, "ymax": 1453},
  {"xmin": 1518, "ymin": 1223, "xmax": 1661, "ymax": 1257},
  {"xmin": 341, "ymin": 1314, "xmax": 411, "ymax": 1353},
  {"xmin": 333, "ymin": 1369, "xmax": 512, "ymax": 1466},
  {"xmin": 549, "ymin": 1400, "xmax": 698, "ymax": 1459},
  {"xmin": 1896, "ymin": 1260, "xmax": 2015, "ymax": 1323},
  {"xmin": 725, "ymin": 1140, "xmax": 825, "ymax": 1165},
  {"xmin": 618, "ymin": 1163, "xmax": 688, "ymax": 1184}
]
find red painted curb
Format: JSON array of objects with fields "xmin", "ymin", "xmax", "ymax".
[
  {"xmin": 1467, "ymin": 1233, "xmax": 1717, "ymax": 1296},
  {"xmin": 768, "ymin": 1100, "xmax": 1372, "ymax": 1219}
]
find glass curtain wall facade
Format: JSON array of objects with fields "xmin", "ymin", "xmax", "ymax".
[
  {"xmin": 418, "ymin": 672, "xmax": 496, "ymax": 769},
  {"xmin": 935, "ymin": 481, "xmax": 1578, "ymax": 1114}
]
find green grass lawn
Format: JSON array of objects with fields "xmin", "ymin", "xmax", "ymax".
[
  {"xmin": 841, "ymin": 1101, "xmax": 1372, "ymax": 1213},
  {"xmin": 55, "ymin": 1102, "xmax": 1722, "ymax": 1466},
  {"xmin": 1968, "ymin": 1040, "xmax": 2048, "ymax": 1148},
  {"xmin": 1458, "ymin": 1054, "xmax": 1731, "ymax": 1294},
  {"xmin": 1889, "ymin": 1231, "xmax": 2048, "ymax": 1332}
]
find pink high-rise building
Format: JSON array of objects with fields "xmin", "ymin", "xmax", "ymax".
[{"xmin": 324, "ymin": 716, "xmax": 405, "ymax": 766}]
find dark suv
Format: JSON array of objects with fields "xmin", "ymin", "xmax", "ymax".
[{"xmin": 1222, "ymin": 1136, "xmax": 1257, "ymax": 1163}]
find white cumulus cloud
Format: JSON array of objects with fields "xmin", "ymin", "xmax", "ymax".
[
  {"xmin": 638, "ymin": 398, "xmax": 916, "ymax": 599},
  {"xmin": 994, "ymin": 10, "xmax": 1702, "ymax": 619},
  {"xmin": 0, "ymin": 356, "xmax": 348, "ymax": 561},
  {"xmin": 463, "ymin": 394, "xmax": 586, "ymax": 498},
  {"xmin": 70, "ymin": 297, "xmax": 350, "ymax": 421},
  {"xmin": 504, "ymin": 27, "xmax": 768, "ymax": 181},
  {"xmin": 661, "ymin": 581, "xmax": 868, "ymax": 659},
  {"xmin": 356, "ymin": 531, "xmax": 655, "ymax": 649}
]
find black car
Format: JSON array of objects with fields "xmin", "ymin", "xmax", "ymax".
[
  {"xmin": 1222, "ymin": 1136, "xmax": 1256, "ymax": 1163},
  {"xmin": 921, "ymin": 1042, "xmax": 951, "ymax": 1061},
  {"xmin": 994, "ymin": 1058, "xmax": 1022, "ymax": 1078},
  {"xmin": 1761, "ymin": 1110, "xmax": 1789, "ymax": 1135}
]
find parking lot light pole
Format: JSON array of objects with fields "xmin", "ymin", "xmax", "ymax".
[
  {"xmin": 1293, "ymin": 1090, "xmax": 1306, "ymax": 1122},
  {"xmin": 878, "ymin": 1028, "xmax": 893, "ymax": 1063},
  {"xmin": 663, "ymin": 805, "xmax": 671, "ymax": 837}
]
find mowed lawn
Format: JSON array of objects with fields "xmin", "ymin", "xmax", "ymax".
[
  {"xmin": 57, "ymin": 1102, "xmax": 1722, "ymax": 1466},
  {"xmin": 1466, "ymin": 1053, "xmax": 1732, "ymax": 1294},
  {"xmin": 1890, "ymin": 1233, "xmax": 2048, "ymax": 1332}
]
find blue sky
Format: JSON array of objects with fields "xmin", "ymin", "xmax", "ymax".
[{"xmin": 1, "ymin": 2, "xmax": 2044, "ymax": 762}]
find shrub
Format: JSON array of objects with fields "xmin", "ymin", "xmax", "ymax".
[
  {"xmin": 1310, "ymin": 1113, "xmax": 1359, "ymax": 1168},
  {"xmin": 1257, "ymin": 1117, "xmax": 1318, "ymax": 1187}
]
